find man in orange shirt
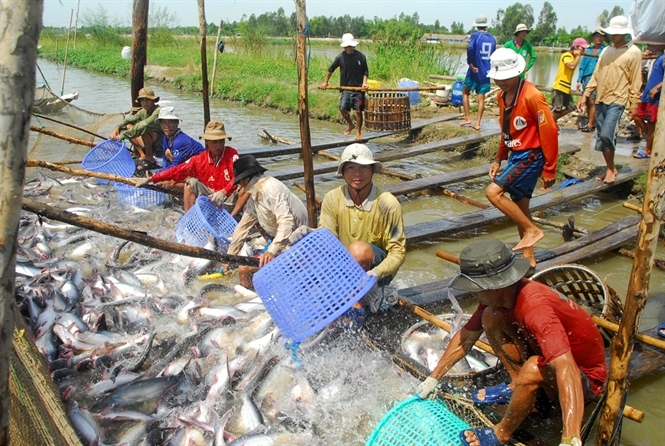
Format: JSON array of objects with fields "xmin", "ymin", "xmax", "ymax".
[{"xmin": 484, "ymin": 48, "xmax": 559, "ymax": 268}]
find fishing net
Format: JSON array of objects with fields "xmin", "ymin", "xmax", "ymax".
[{"xmin": 27, "ymin": 84, "xmax": 124, "ymax": 182}]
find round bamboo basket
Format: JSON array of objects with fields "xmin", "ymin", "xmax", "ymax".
[{"xmin": 365, "ymin": 92, "xmax": 411, "ymax": 132}]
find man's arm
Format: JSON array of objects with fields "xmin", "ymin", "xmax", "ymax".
[
  {"xmin": 430, "ymin": 327, "xmax": 482, "ymax": 380},
  {"xmin": 550, "ymin": 352, "xmax": 585, "ymax": 441},
  {"xmin": 227, "ymin": 209, "xmax": 257, "ymax": 256}
]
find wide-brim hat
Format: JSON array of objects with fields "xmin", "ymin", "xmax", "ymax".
[
  {"xmin": 200, "ymin": 120, "xmax": 232, "ymax": 141},
  {"xmin": 450, "ymin": 239, "xmax": 531, "ymax": 292},
  {"xmin": 487, "ymin": 48, "xmax": 526, "ymax": 81},
  {"xmin": 336, "ymin": 143, "xmax": 382, "ymax": 176},
  {"xmin": 514, "ymin": 24, "xmax": 530, "ymax": 35},
  {"xmin": 340, "ymin": 33, "xmax": 359, "ymax": 47},
  {"xmin": 135, "ymin": 87, "xmax": 159, "ymax": 103},
  {"xmin": 156, "ymin": 106, "xmax": 180, "ymax": 122},
  {"xmin": 233, "ymin": 154, "xmax": 267, "ymax": 185},
  {"xmin": 602, "ymin": 15, "xmax": 631, "ymax": 36},
  {"xmin": 473, "ymin": 15, "xmax": 489, "ymax": 28}
]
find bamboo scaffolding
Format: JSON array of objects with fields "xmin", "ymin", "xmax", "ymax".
[{"xmin": 29, "ymin": 126, "xmax": 95, "ymax": 147}]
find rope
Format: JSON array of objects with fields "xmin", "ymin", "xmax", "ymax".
[
  {"xmin": 296, "ymin": 23, "xmax": 311, "ymax": 71},
  {"xmin": 284, "ymin": 341, "xmax": 303, "ymax": 368}
]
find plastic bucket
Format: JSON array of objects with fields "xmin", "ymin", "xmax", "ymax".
[
  {"xmin": 367, "ymin": 79, "xmax": 381, "ymax": 90},
  {"xmin": 398, "ymin": 78, "xmax": 421, "ymax": 106},
  {"xmin": 252, "ymin": 228, "xmax": 376, "ymax": 342},
  {"xmin": 81, "ymin": 140, "xmax": 135, "ymax": 184},
  {"xmin": 174, "ymin": 196, "xmax": 237, "ymax": 251},
  {"xmin": 113, "ymin": 182, "xmax": 167, "ymax": 208}
]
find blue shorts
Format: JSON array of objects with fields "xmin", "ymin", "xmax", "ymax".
[
  {"xmin": 464, "ymin": 76, "xmax": 491, "ymax": 95},
  {"xmin": 594, "ymin": 103, "xmax": 624, "ymax": 152},
  {"xmin": 494, "ymin": 149, "xmax": 545, "ymax": 201},
  {"xmin": 340, "ymin": 91, "xmax": 365, "ymax": 112},
  {"xmin": 369, "ymin": 244, "xmax": 392, "ymax": 286}
]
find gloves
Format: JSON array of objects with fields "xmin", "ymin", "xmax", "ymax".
[
  {"xmin": 415, "ymin": 376, "xmax": 439, "ymax": 399},
  {"xmin": 209, "ymin": 190, "xmax": 227, "ymax": 207},
  {"xmin": 288, "ymin": 225, "xmax": 314, "ymax": 245},
  {"xmin": 134, "ymin": 177, "xmax": 151, "ymax": 188}
]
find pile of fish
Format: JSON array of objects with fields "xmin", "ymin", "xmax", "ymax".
[{"xmin": 14, "ymin": 176, "xmax": 415, "ymax": 446}]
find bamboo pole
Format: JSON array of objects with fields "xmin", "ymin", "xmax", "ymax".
[
  {"xmin": 616, "ymin": 248, "xmax": 665, "ymax": 272},
  {"xmin": 210, "ymin": 19, "xmax": 223, "ymax": 96},
  {"xmin": 29, "ymin": 125, "xmax": 95, "ymax": 147},
  {"xmin": 131, "ymin": 0, "xmax": 149, "ymax": 106},
  {"xmin": 32, "ymin": 112, "xmax": 106, "ymax": 140},
  {"xmin": 1, "ymin": 1, "xmax": 43, "ymax": 440},
  {"xmin": 321, "ymin": 85, "xmax": 445, "ymax": 92},
  {"xmin": 22, "ymin": 199, "xmax": 260, "ymax": 267},
  {"xmin": 596, "ymin": 74, "xmax": 665, "ymax": 445},
  {"xmin": 60, "ymin": 9, "xmax": 73, "ymax": 96},
  {"xmin": 316, "ymin": 150, "xmax": 416, "ymax": 180},
  {"xmin": 73, "ymin": 0, "xmax": 80, "ymax": 50},
  {"xmin": 197, "ymin": 0, "xmax": 210, "ymax": 127},
  {"xmin": 294, "ymin": 0, "xmax": 317, "ymax": 227},
  {"xmin": 622, "ymin": 202, "xmax": 642, "ymax": 212},
  {"xmin": 293, "ymin": 181, "xmax": 322, "ymax": 206}
]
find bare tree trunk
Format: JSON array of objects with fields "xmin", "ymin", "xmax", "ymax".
[
  {"xmin": 197, "ymin": 0, "xmax": 210, "ymax": 127},
  {"xmin": 0, "ymin": 1, "xmax": 43, "ymax": 443},
  {"xmin": 210, "ymin": 20, "xmax": 223, "ymax": 97},
  {"xmin": 131, "ymin": 0, "xmax": 149, "ymax": 106}
]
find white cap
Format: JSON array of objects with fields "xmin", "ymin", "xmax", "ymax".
[
  {"xmin": 487, "ymin": 48, "xmax": 526, "ymax": 81},
  {"xmin": 336, "ymin": 143, "xmax": 382, "ymax": 176},
  {"xmin": 602, "ymin": 16, "xmax": 631, "ymax": 36},
  {"xmin": 473, "ymin": 15, "xmax": 489, "ymax": 28},
  {"xmin": 156, "ymin": 106, "xmax": 181, "ymax": 122},
  {"xmin": 340, "ymin": 33, "xmax": 359, "ymax": 48}
]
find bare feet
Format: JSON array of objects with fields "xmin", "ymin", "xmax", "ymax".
[
  {"xmin": 603, "ymin": 169, "xmax": 617, "ymax": 184},
  {"xmin": 460, "ymin": 120, "xmax": 472, "ymax": 127},
  {"xmin": 513, "ymin": 229, "xmax": 544, "ymax": 251},
  {"xmin": 471, "ymin": 124, "xmax": 481, "ymax": 131},
  {"xmin": 355, "ymin": 133, "xmax": 363, "ymax": 141},
  {"xmin": 344, "ymin": 125, "xmax": 355, "ymax": 136}
]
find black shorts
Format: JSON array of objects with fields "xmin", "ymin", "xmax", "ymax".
[
  {"xmin": 551, "ymin": 89, "xmax": 576, "ymax": 113},
  {"xmin": 340, "ymin": 91, "xmax": 365, "ymax": 112}
]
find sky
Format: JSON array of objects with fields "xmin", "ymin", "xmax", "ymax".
[{"xmin": 42, "ymin": 0, "xmax": 635, "ymax": 33}]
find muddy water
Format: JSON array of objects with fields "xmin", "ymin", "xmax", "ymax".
[{"xmin": 34, "ymin": 58, "xmax": 664, "ymax": 444}]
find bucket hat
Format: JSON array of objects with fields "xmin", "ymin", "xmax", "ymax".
[
  {"xmin": 135, "ymin": 87, "xmax": 159, "ymax": 103},
  {"xmin": 450, "ymin": 239, "xmax": 531, "ymax": 292},
  {"xmin": 572, "ymin": 37, "xmax": 590, "ymax": 49},
  {"xmin": 336, "ymin": 143, "xmax": 382, "ymax": 176},
  {"xmin": 340, "ymin": 33, "xmax": 359, "ymax": 47},
  {"xmin": 233, "ymin": 155, "xmax": 267, "ymax": 185},
  {"xmin": 514, "ymin": 24, "xmax": 530, "ymax": 35},
  {"xmin": 487, "ymin": 48, "xmax": 526, "ymax": 81},
  {"xmin": 200, "ymin": 120, "xmax": 232, "ymax": 141},
  {"xmin": 156, "ymin": 106, "xmax": 181, "ymax": 122},
  {"xmin": 602, "ymin": 16, "xmax": 631, "ymax": 36},
  {"xmin": 473, "ymin": 15, "xmax": 489, "ymax": 28}
]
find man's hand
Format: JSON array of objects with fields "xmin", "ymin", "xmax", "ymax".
[
  {"xmin": 259, "ymin": 251, "xmax": 275, "ymax": 267},
  {"xmin": 165, "ymin": 148, "xmax": 173, "ymax": 163},
  {"xmin": 488, "ymin": 160, "xmax": 501, "ymax": 180},
  {"xmin": 576, "ymin": 82, "xmax": 582, "ymax": 93},
  {"xmin": 415, "ymin": 376, "xmax": 439, "ymax": 399},
  {"xmin": 109, "ymin": 128, "xmax": 121, "ymax": 141},
  {"xmin": 134, "ymin": 177, "xmax": 151, "ymax": 188},
  {"xmin": 627, "ymin": 106, "xmax": 638, "ymax": 121},
  {"xmin": 209, "ymin": 190, "xmax": 227, "ymax": 207},
  {"xmin": 541, "ymin": 176, "xmax": 556, "ymax": 190},
  {"xmin": 577, "ymin": 96, "xmax": 588, "ymax": 113},
  {"xmin": 288, "ymin": 225, "xmax": 314, "ymax": 245},
  {"xmin": 572, "ymin": 47, "xmax": 583, "ymax": 57},
  {"xmin": 320, "ymin": 82, "xmax": 329, "ymax": 90}
]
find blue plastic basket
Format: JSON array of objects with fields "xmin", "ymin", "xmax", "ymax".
[
  {"xmin": 174, "ymin": 196, "xmax": 237, "ymax": 251},
  {"xmin": 81, "ymin": 140, "xmax": 135, "ymax": 184},
  {"xmin": 113, "ymin": 182, "xmax": 167, "ymax": 208},
  {"xmin": 252, "ymin": 228, "xmax": 376, "ymax": 342},
  {"xmin": 365, "ymin": 396, "xmax": 472, "ymax": 446}
]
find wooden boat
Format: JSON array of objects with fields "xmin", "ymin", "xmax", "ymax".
[{"xmin": 33, "ymin": 85, "xmax": 78, "ymax": 115}]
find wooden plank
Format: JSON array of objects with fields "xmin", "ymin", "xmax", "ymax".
[
  {"xmin": 244, "ymin": 114, "xmax": 461, "ymax": 158},
  {"xmin": 405, "ymin": 166, "xmax": 644, "ymax": 244}
]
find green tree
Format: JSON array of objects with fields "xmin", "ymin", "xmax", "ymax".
[
  {"xmin": 531, "ymin": 2, "xmax": 557, "ymax": 46},
  {"xmin": 450, "ymin": 21, "xmax": 465, "ymax": 34},
  {"xmin": 597, "ymin": 6, "xmax": 625, "ymax": 28},
  {"xmin": 492, "ymin": 2, "xmax": 534, "ymax": 44}
]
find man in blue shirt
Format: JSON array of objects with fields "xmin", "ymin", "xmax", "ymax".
[
  {"xmin": 634, "ymin": 46, "xmax": 664, "ymax": 158},
  {"xmin": 576, "ymin": 29, "xmax": 606, "ymax": 132},
  {"xmin": 461, "ymin": 14, "xmax": 496, "ymax": 130}
]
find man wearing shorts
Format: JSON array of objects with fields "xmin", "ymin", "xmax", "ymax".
[
  {"xmin": 634, "ymin": 47, "xmax": 664, "ymax": 159},
  {"xmin": 321, "ymin": 33, "xmax": 369, "ymax": 141},
  {"xmin": 484, "ymin": 48, "xmax": 558, "ymax": 267},
  {"xmin": 578, "ymin": 16, "xmax": 642, "ymax": 184},
  {"xmin": 551, "ymin": 38, "xmax": 587, "ymax": 124},
  {"xmin": 461, "ymin": 14, "xmax": 496, "ymax": 130}
]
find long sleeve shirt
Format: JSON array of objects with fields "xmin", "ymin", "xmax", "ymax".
[
  {"xmin": 583, "ymin": 43, "xmax": 643, "ymax": 109},
  {"xmin": 227, "ymin": 175, "xmax": 308, "ymax": 256},
  {"xmin": 116, "ymin": 106, "xmax": 162, "ymax": 140},
  {"xmin": 319, "ymin": 184, "xmax": 405, "ymax": 281},
  {"xmin": 161, "ymin": 130, "xmax": 205, "ymax": 170}
]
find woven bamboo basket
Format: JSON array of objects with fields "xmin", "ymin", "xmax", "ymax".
[{"xmin": 365, "ymin": 92, "xmax": 411, "ymax": 132}]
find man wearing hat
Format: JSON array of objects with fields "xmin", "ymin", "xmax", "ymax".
[
  {"xmin": 227, "ymin": 155, "xmax": 307, "ymax": 267},
  {"xmin": 290, "ymin": 143, "xmax": 406, "ymax": 321},
  {"xmin": 484, "ymin": 48, "xmax": 558, "ymax": 266},
  {"xmin": 460, "ymin": 15, "xmax": 496, "ymax": 131},
  {"xmin": 109, "ymin": 87, "xmax": 163, "ymax": 173},
  {"xmin": 321, "ymin": 33, "xmax": 369, "ymax": 141},
  {"xmin": 415, "ymin": 239, "xmax": 606, "ymax": 446},
  {"xmin": 137, "ymin": 120, "xmax": 244, "ymax": 213},
  {"xmin": 157, "ymin": 107, "xmax": 204, "ymax": 174},
  {"xmin": 576, "ymin": 29, "xmax": 607, "ymax": 132},
  {"xmin": 551, "ymin": 37, "xmax": 588, "ymax": 124},
  {"xmin": 503, "ymin": 24, "xmax": 536, "ymax": 79},
  {"xmin": 578, "ymin": 16, "xmax": 642, "ymax": 185}
]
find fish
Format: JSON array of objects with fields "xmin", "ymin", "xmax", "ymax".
[
  {"xmin": 91, "ymin": 374, "xmax": 181, "ymax": 412},
  {"xmin": 226, "ymin": 391, "xmax": 264, "ymax": 437}
]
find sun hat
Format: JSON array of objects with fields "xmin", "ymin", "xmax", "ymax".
[
  {"xmin": 473, "ymin": 15, "xmax": 489, "ymax": 28},
  {"xmin": 336, "ymin": 143, "xmax": 382, "ymax": 176},
  {"xmin": 232, "ymin": 155, "xmax": 267, "ymax": 185},
  {"xmin": 592, "ymin": 28, "xmax": 605, "ymax": 37},
  {"xmin": 602, "ymin": 16, "xmax": 631, "ymax": 36},
  {"xmin": 487, "ymin": 48, "xmax": 526, "ymax": 81},
  {"xmin": 200, "ymin": 120, "xmax": 232, "ymax": 141},
  {"xmin": 572, "ymin": 37, "xmax": 590, "ymax": 49},
  {"xmin": 450, "ymin": 239, "xmax": 531, "ymax": 292},
  {"xmin": 135, "ymin": 87, "xmax": 159, "ymax": 103},
  {"xmin": 514, "ymin": 24, "xmax": 530, "ymax": 35},
  {"xmin": 156, "ymin": 106, "xmax": 181, "ymax": 122},
  {"xmin": 340, "ymin": 33, "xmax": 359, "ymax": 48}
]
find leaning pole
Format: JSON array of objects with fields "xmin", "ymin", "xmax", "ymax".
[
  {"xmin": 0, "ymin": 0, "xmax": 43, "ymax": 443},
  {"xmin": 131, "ymin": 0, "xmax": 149, "ymax": 106}
]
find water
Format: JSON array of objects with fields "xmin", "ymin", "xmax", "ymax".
[{"xmin": 30, "ymin": 58, "xmax": 665, "ymax": 445}]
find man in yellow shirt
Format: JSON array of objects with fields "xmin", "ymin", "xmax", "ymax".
[{"xmin": 551, "ymin": 38, "xmax": 587, "ymax": 124}]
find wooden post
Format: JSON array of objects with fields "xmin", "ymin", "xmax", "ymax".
[
  {"xmin": 197, "ymin": 0, "xmax": 211, "ymax": 127},
  {"xmin": 294, "ymin": 0, "xmax": 317, "ymax": 226},
  {"xmin": 131, "ymin": 0, "xmax": 149, "ymax": 106},
  {"xmin": 0, "ymin": 1, "xmax": 43, "ymax": 442},
  {"xmin": 210, "ymin": 19, "xmax": 223, "ymax": 97},
  {"xmin": 73, "ymin": 0, "xmax": 80, "ymax": 50},
  {"xmin": 60, "ymin": 9, "xmax": 73, "ymax": 96},
  {"xmin": 596, "ymin": 85, "xmax": 665, "ymax": 444}
]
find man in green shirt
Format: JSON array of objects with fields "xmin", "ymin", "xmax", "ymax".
[{"xmin": 503, "ymin": 24, "xmax": 537, "ymax": 79}]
